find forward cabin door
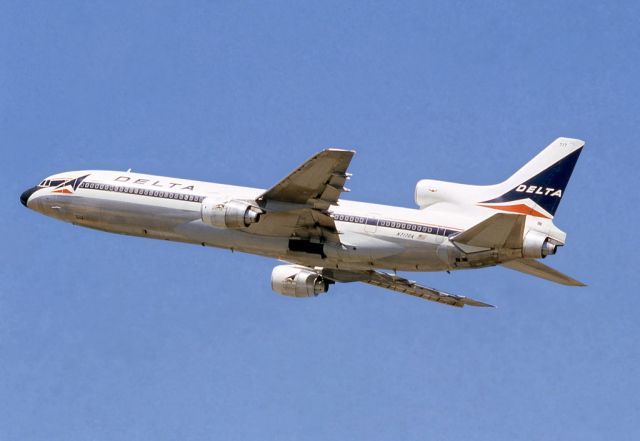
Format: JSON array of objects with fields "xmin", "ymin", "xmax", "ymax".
[{"xmin": 364, "ymin": 214, "xmax": 379, "ymax": 234}]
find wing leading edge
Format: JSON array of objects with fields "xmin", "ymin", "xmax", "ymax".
[{"xmin": 258, "ymin": 149, "xmax": 355, "ymax": 209}]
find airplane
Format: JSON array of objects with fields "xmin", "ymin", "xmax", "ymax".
[{"xmin": 20, "ymin": 137, "xmax": 585, "ymax": 308}]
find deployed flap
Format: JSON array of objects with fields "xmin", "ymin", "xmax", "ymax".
[
  {"xmin": 451, "ymin": 213, "xmax": 525, "ymax": 249},
  {"xmin": 259, "ymin": 149, "xmax": 355, "ymax": 209},
  {"xmin": 322, "ymin": 268, "xmax": 493, "ymax": 308},
  {"xmin": 502, "ymin": 258, "xmax": 585, "ymax": 286}
]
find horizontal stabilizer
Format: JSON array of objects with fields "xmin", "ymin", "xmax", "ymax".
[
  {"xmin": 451, "ymin": 213, "xmax": 525, "ymax": 249},
  {"xmin": 502, "ymin": 259, "xmax": 585, "ymax": 286}
]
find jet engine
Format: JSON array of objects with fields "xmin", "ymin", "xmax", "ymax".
[
  {"xmin": 522, "ymin": 230, "xmax": 559, "ymax": 258},
  {"xmin": 201, "ymin": 197, "xmax": 262, "ymax": 229},
  {"xmin": 271, "ymin": 265, "xmax": 330, "ymax": 298}
]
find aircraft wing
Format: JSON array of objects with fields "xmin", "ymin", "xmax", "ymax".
[
  {"xmin": 322, "ymin": 268, "xmax": 494, "ymax": 308},
  {"xmin": 255, "ymin": 149, "xmax": 354, "ymax": 242},
  {"xmin": 258, "ymin": 149, "xmax": 355, "ymax": 209}
]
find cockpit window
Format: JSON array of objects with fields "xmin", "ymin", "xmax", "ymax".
[{"xmin": 38, "ymin": 179, "xmax": 67, "ymax": 188}]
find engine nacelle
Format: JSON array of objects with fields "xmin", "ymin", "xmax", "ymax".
[
  {"xmin": 522, "ymin": 230, "xmax": 559, "ymax": 258},
  {"xmin": 201, "ymin": 197, "xmax": 262, "ymax": 229},
  {"xmin": 415, "ymin": 179, "xmax": 477, "ymax": 208},
  {"xmin": 271, "ymin": 265, "xmax": 330, "ymax": 298}
]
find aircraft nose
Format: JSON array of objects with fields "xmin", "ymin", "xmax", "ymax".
[{"xmin": 20, "ymin": 186, "xmax": 38, "ymax": 207}]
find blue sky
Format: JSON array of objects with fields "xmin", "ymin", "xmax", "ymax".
[{"xmin": 2, "ymin": 1, "xmax": 639, "ymax": 439}]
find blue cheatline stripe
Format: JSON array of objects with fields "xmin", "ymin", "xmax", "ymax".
[
  {"xmin": 330, "ymin": 212, "xmax": 460, "ymax": 238},
  {"xmin": 75, "ymin": 183, "xmax": 460, "ymax": 238},
  {"xmin": 78, "ymin": 181, "xmax": 205, "ymax": 203}
]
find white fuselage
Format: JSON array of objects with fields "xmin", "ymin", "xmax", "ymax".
[{"xmin": 24, "ymin": 170, "xmax": 565, "ymax": 273}]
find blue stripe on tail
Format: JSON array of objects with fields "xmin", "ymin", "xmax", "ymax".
[{"xmin": 481, "ymin": 147, "xmax": 583, "ymax": 216}]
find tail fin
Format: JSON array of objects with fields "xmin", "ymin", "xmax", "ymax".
[{"xmin": 478, "ymin": 137, "xmax": 584, "ymax": 218}]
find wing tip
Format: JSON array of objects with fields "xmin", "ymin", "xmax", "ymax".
[
  {"xmin": 553, "ymin": 276, "xmax": 587, "ymax": 287},
  {"xmin": 325, "ymin": 148, "xmax": 356, "ymax": 155},
  {"xmin": 464, "ymin": 298, "xmax": 496, "ymax": 308}
]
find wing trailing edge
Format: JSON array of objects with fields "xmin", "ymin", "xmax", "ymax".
[{"xmin": 321, "ymin": 268, "xmax": 494, "ymax": 308}]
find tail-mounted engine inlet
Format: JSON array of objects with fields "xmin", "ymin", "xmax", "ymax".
[{"xmin": 522, "ymin": 230, "xmax": 561, "ymax": 259}]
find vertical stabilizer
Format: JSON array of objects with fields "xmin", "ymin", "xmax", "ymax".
[{"xmin": 477, "ymin": 137, "xmax": 584, "ymax": 218}]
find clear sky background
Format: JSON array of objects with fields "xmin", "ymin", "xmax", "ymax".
[{"xmin": 1, "ymin": 1, "xmax": 639, "ymax": 440}]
